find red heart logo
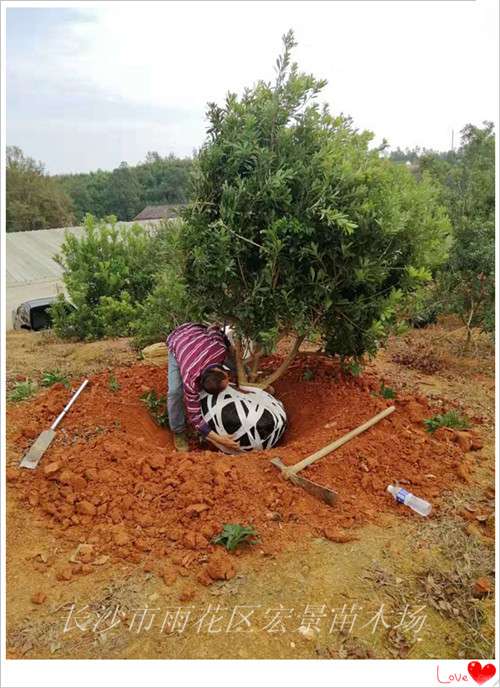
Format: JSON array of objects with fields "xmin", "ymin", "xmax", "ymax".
[{"xmin": 468, "ymin": 661, "xmax": 496, "ymax": 685}]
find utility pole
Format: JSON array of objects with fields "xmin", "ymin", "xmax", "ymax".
[{"xmin": 451, "ymin": 129, "xmax": 454, "ymax": 151}]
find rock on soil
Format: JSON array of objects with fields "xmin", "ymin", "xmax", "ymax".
[
  {"xmin": 472, "ymin": 577, "xmax": 492, "ymax": 596},
  {"xmin": 205, "ymin": 550, "xmax": 237, "ymax": 581},
  {"xmin": 31, "ymin": 591, "xmax": 47, "ymax": 605}
]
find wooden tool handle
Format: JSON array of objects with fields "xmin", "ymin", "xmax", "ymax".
[{"xmin": 287, "ymin": 405, "xmax": 396, "ymax": 476}]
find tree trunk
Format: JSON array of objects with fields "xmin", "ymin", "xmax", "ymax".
[
  {"xmin": 248, "ymin": 344, "xmax": 263, "ymax": 382},
  {"xmin": 463, "ymin": 299, "xmax": 475, "ymax": 352},
  {"xmin": 249, "ymin": 335, "xmax": 305, "ymax": 390},
  {"xmin": 233, "ymin": 338, "xmax": 248, "ymax": 386}
]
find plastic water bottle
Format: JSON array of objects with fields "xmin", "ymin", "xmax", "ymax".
[{"xmin": 387, "ymin": 484, "xmax": 432, "ymax": 517}]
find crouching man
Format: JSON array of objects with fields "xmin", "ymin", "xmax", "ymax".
[{"xmin": 166, "ymin": 322, "xmax": 240, "ymax": 453}]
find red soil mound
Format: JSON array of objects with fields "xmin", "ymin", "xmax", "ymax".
[{"xmin": 6, "ymin": 354, "xmax": 476, "ymax": 587}]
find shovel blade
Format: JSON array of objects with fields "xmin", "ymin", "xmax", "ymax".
[
  {"xmin": 20, "ymin": 429, "xmax": 56, "ymax": 469},
  {"xmin": 270, "ymin": 458, "xmax": 338, "ymax": 506}
]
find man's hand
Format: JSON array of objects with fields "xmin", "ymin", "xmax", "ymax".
[{"xmin": 207, "ymin": 431, "xmax": 241, "ymax": 452}]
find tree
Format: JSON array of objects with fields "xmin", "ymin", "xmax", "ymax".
[
  {"xmin": 56, "ymin": 154, "xmax": 193, "ymax": 222},
  {"xmin": 388, "ymin": 147, "xmax": 422, "ymax": 164},
  {"xmin": 56, "ymin": 169, "xmax": 112, "ymax": 223},
  {"xmin": 106, "ymin": 162, "xmax": 142, "ymax": 220},
  {"xmin": 135, "ymin": 152, "xmax": 192, "ymax": 205},
  {"xmin": 421, "ymin": 122, "xmax": 495, "ymax": 342},
  {"xmin": 180, "ymin": 31, "xmax": 450, "ymax": 387},
  {"xmin": 6, "ymin": 146, "xmax": 75, "ymax": 231}
]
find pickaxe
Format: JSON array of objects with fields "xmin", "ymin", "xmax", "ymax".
[{"xmin": 271, "ymin": 405, "xmax": 396, "ymax": 505}]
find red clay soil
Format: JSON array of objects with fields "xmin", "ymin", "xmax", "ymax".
[{"xmin": 6, "ymin": 353, "xmax": 481, "ymax": 588}]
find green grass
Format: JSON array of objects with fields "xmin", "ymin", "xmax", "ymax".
[
  {"xmin": 303, "ymin": 368, "xmax": 315, "ymax": 381},
  {"xmin": 40, "ymin": 370, "xmax": 70, "ymax": 388},
  {"xmin": 108, "ymin": 374, "xmax": 121, "ymax": 392},
  {"xmin": 213, "ymin": 524, "xmax": 259, "ymax": 551},
  {"xmin": 8, "ymin": 380, "xmax": 37, "ymax": 402},
  {"xmin": 341, "ymin": 359, "xmax": 363, "ymax": 377},
  {"xmin": 424, "ymin": 410, "xmax": 470, "ymax": 433},
  {"xmin": 379, "ymin": 383, "xmax": 396, "ymax": 399},
  {"xmin": 141, "ymin": 389, "xmax": 169, "ymax": 427}
]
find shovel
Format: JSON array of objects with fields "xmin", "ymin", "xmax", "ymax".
[
  {"xmin": 19, "ymin": 379, "xmax": 89, "ymax": 469},
  {"xmin": 271, "ymin": 405, "xmax": 396, "ymax": 505}
]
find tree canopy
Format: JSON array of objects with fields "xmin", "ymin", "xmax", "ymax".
[
  {"xmin": 420, "ymin": 122, "xmax": 495, "ymax": 339},
  {"xmin": 180, "ymin": 30, "xmax": 450, "ymax": 386},
  {"xmin": 6, "ymin": 146, "xmax": 75, "ymax": 232},
  {"xmin": 55, "ymin": 153, "xmax": 192, "ymax": 223}
]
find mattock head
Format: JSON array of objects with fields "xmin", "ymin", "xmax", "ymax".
[{"xmin": 270, "ymin": 457, "xmax": 338, "ymax": 506}]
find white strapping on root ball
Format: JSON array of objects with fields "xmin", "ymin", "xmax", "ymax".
[{"xmin": 200, "ymin": 385, "xmax": 287, "ymax": 453}]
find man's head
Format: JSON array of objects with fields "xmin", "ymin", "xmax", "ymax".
[{"xmin": 200, "ymin": 367, "xmax": 229, "ymax": 395}]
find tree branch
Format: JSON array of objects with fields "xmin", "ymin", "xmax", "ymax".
[
  {"xmin": 249, "ymin": 344, "xmax": 263, "ymax": 382},
  {"xmin": 252, "ymin": 334, "xmax": 305, "ymax": 389},
  {"xmin": 233, "ymin": 338, "xmax": 248, "ymax": 385},
  {"xmin": 227, "ymin": 227, "xmax": 262, "ymax": 248}
]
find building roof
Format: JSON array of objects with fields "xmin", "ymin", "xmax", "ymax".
[
  {"xmin": 133, "ymin": 204, "xmax": 182, "ymax": 221},
  {"xmin": 6, "ymin": 220, "xmax": 162, "ymax": 287},
  {"xmin": 6, "ymin": 219, "xmax": 164, "ymax": 328}
]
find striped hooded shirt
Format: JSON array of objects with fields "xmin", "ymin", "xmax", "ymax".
[{"xmin": 167, "ymin": 322, "xmax": 229, "ymax": 436}]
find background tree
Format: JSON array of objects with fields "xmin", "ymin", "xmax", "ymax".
[
  {"xmin": 54, "ymin": 153, "xmax": 193, "ymax": 223},
  {"xmin": 106, "ymin": 162, "xmax": 143, "ymax": 221},
  {"xmin": 135, "ymin": 152, "xmax": 192, "ymax": 206},
  {"xmin": 56, "ymin": 169, "xmax": 112, "ymax": 223},
  {"xmin": 180, "ymin": 31, "xmax": 450, "ymax": 387},
  {"xmin": 6, "ymin": 146, "xmax": 75, "ymax": 231},
  {"xmin": 420, "ymin": 122, "xmax": 495, "ymax": 341}
]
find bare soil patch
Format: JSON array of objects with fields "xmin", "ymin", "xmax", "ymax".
[
  {"xmin": 7, "ymin": 354, "xmax": 482, "ymax": 586},
  {"xmin": 5, "ymin": 323, "xmax": 495, "ymax": 659}
]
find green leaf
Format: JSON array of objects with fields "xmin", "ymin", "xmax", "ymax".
[
  {"xmin": 424, "ymin": 411, "xmax": 470, "ymax": 433},
  {"xmin": 212, "ymin": 524, "xmax": 259, "ymax": 551}
]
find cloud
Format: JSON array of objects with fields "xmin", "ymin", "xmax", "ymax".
[{"xmin": 6, "ymin": 1, "xmax": 499, "ymax": 173}]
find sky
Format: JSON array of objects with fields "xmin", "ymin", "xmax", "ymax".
[{"xmin": 5, "ymin": 0, "xmax": 499, "ymax": 175}]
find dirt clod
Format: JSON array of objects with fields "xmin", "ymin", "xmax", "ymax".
[
  {"xmin": 323, "ymin": 527, "xmax": 359, "ymax": 543},
  {"xmin": 113, "ymin": 530, "xmax": 130, "ymax": 546},
  {"xmin": 179, "ymin": 585, "xmax": 196, "ymax": 602},
  {"xmin": 30, "ymin": 591, "xmax": 47, "ymax": 605},
  {"xmin": 6, "ymin": 468, "xmax": 20, "ymax": 482},
  {"xmin": 76, "ymin": 500, "xmax": 96, "ymax": 516},
  {"xmin": 43, "ymin": 462, "xmax": 61, "ymax": 476},
  {"xmin": 206, "ymin": 550, "xmax": 236, "ymax": 581},
  {"xmin": 454, "ymin": 431, "xmax": 472, "ymax": 453},
  {"xmin": 472, "ymin": 577, "xmax": 492, "ymax": 596},
  {"xmin": 55, "ymin": 565, "xmax": 72, "ymax": 582}
]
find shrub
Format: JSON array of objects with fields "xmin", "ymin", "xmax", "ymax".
[
  {"xmin": 379, "ymin": 383, "xmax": 396, "ymax": 399},
  {"xmin": 132, "ymin": 219, "xmax": 203, "ymax": 348},
  {"xmin": 404, "ymin": 282, "xmax": 443, "ymax": 329},
  {"xmin": 50, "ymin": 215, "xmax": 163, "ymax": 340},
  {"xmin": 141, "ymin": 390, "xmax": 169, "ymax": 427},
  {"xmin": 421, "ymin": 123, "xmax": 495, "ymax": 342}
]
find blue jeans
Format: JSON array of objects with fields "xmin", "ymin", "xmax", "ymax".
[{"xmin": 167, "ymin": 351, "xmax": 186, "ymax": 434}]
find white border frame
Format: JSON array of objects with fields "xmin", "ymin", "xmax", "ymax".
[{"xmin": 1, "ymin": 1, "xmax": 498, "ymax": 687}]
